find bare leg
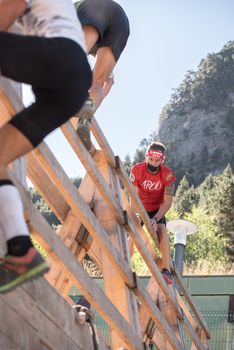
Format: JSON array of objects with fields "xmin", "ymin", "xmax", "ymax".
[
  {"xmin": 0, "ymin": 123, "xmax": 33, "ymax": 179},
  {"xmin": 157, "ymin": 225, "xmax": 171, "ymax": 271}
]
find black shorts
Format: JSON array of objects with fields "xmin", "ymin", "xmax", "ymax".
[
  {"xmin": 147, "ymin": 209, "xmax": 166, "ymax": 225},
  {"xmin": 0, "ymin": 32, "xmax": 92, "ymax": 146},
  {"xmin": 76, "ymin": 0, "xmax": 130, "ymax": 62}
]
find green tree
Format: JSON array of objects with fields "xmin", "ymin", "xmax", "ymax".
[
  {"xmin": 183, "ymin": 207, "xmax": 225, "ymax": 266},
  {"xmin": 210, "ymin": 165, "xmax": 234, "ymax": 261},
  {"xmin": 196, "ymin": 173, "xmax": 215, "ymax": 213},
  {"xmin": 123, "ymin": 154, "xmax": 132, "ymax": 175},
  {"xmin": 173, "ymin": 176, "xmax": 198, "ymax": 217},
  {"xmin": 167, "ymin": 207, "xmax": 226, "ymax": 269},
  {"xmin": 29, "ymin": 175, "xmax": 82, "ymax": 229}
]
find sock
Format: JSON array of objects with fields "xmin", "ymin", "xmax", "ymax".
[
  {"xmin": 7, "ymin": 236, "xmax": 33, "ymax": 256},
  {"xmin": 0, "ymin": 180, "xmax": 30, "ymax": 254}
]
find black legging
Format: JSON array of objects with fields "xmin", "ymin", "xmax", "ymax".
[{"xmin": 0, "ymin": 32, "xmax": 92, "ymax": 146}]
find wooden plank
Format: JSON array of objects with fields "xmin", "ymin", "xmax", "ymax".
[
  {"xmin": 0, "ymin": 331, "xmax": 20, "ymax": 350},
  {"xmin": 93, "ymin": 154, "xmax": 140, "ymax": 349},
  {"xmin": 176, "ymin": 292, "xmax": 198, "ymax": 332},
  {"xmin": 139, "ymin": 278, "xmax": 168, "ymax": 349},
  {"xmin": 33, "ymin": 142, "xmax": 134, "ymax": 288},
  {"xmin": 125, "ymin": 214, "xmax": 206, "ymax": 349},
  {"xmin": 181, "ymin": 314, "xmax": 207, "ymax": 350},
  {"xmin": 115, "ymin": 156, "xmax": 159, "ymax": 246},
  {"xmin": 174, "ymin": 269, "xmax": 210, "ymax": 339},
  {"xmin": 0, "ymin": 297, "xmax": 41, "ymax": 350},
  {"xmin": 11, "ymin": 174, "xmax": 146, "ymax": 350},
  {"xmin": 133, "ymin": 274, "xmax": 184, "ymax": 350},
  {"xmin": 22, "ymin": 279, "xmax": 95, "ymax": 349},
  {"xmin": 61, "ymin": 121, "xmax": 124, "ymax": 223},
  {"xmin": 90, "ymin": 116, "xmax": 116, "ymax": 167},
  {"xmin": 190, "ymin": 329, "xmax": 209, "ymax": 350},
  {"xmin": 27, "ymin": 152, "xmax": 70, "ymax": 222},
  {"xmin": 157, "ymin": 287, "xmax": 184, "ymax": 350},
  {"xmin": 59, "ymin": 172, "xmax": 95, "ymax": 245},
  {"xmin": 47, "ymin": 175, "xmax": 102, "ymax": 292},
  {"xmin": 124, "ymin": 212, "xmax": 183, "ymax": 320},
  {"xmin": 110, "ymin": 168, "xmax": 142, "ymax": 338}
]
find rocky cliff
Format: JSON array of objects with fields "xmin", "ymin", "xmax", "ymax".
[{"xmin": 158, "ymin": 41, "xmax": 234, "ymax": 185}]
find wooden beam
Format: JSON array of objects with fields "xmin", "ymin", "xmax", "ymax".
[
  {"xmin": 11, "ymin": 174, "xmax": 146, "ymax": 350},
  {"xmin": 93, "ymin": 153, "xmax": 141, "ymax": 349},
  {"xmin": 124, "ymin": 212, "xmax": 183, "ymax": 320},
  {"xmin": 133, "ymin": 274, "xmax": 184, "ymax": 350},
  {"xmin": 90, "ymin": 116, "xmax": 116, "ymax": 168},
  {"xmin": 61, "ymin": 121, "xmax": 124, "ymax": 223},
  {"xmin": 27, "ymin": 152, "xmax": 70, "ymax": 222},
  {"xmin": 33, "ymin": 142, "xmax": 135, "ymax": 288},
  {"xmin": 174, "ymin": 270, "xmax": 210, "ymax": 339},
  {"xmin": 157, "ymin": 287, "xmax": 184, "ymax": 349}
]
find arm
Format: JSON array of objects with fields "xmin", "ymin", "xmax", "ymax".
[
  {"xmin": 154, "ymin": 182, "xmax": 175, "ymax": 222},
  {"xmin": 0, "ymin": 0, "xmax": 27, "ymax": 31},
  {"xmin": 103, "ymin": 73, "xmax": 114, "ymax": 98}
]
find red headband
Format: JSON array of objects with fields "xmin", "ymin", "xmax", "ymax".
[{"xmin": 146, "ymin": 149, "xmax": 164, "ymax": 160}]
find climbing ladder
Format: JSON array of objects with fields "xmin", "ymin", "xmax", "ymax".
[{"xmin": 0, "ymin": 77, "xmax": 210, "ymax": 350}]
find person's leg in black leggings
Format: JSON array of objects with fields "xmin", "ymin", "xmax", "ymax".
[{"xmin": 0, "ymin": 31, "xmax": 91, "ymax": 293}]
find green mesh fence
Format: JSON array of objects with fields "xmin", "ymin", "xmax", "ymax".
[
  {"xmin": 182, "ymin": 311, "xmax": 234, "ymax": 350},
  {"xmin": 70, "ymin": 294, "xmax": 234, "ymax": 350}
]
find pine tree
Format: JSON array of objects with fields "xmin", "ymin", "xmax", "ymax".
[
  {"xmin": 173, "ymin": 176, "xmax": 198, "ymax": 217},
  {"xmin": 123, "ymin": 154, "xmax": 132, "ymax": 175},
  {"xmin": 196, "ymin": 173, "xmax": 215, "ymax": 213},
  {"xmin": 211, "ymin": 165, "xmax": 234, "ymax": 261}
]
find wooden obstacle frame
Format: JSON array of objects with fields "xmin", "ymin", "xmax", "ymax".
[{"xmin": 0, "ymin": 77, "xmax": 210, "ymax": 350}]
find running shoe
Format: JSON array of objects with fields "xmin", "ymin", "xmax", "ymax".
[{"xmin": 0, "ymin": 247, "xmax": 49, "ymax": 293}]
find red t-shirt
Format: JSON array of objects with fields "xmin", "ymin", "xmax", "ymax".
[{"xmin": 130, "ymin": 162, "xmax": 176, "ymax": 212}]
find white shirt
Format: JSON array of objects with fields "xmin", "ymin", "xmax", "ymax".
[{"xmin": 15, "ymin": 0, "xmax": 86, "ymax": 52}]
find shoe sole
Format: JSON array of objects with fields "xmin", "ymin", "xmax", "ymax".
[
  {"xmin": 0, "ymin": 262, "xmax": 49, "ymax": 294},
  {"xmin": 76, "ymin": 124, "xmax": 92, "ymax": 151}
]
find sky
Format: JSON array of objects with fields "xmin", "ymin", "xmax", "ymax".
[{"xmin": 23, "ymin": 0, "xmax": 234, "ymax": 178}]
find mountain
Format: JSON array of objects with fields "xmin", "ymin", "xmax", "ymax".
[{"xmin": 158, "ymin": 41, "xmax": 234, "ymax": 186}]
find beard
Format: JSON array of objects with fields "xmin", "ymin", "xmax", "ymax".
[{"xmin": 147, "ymin": 163, "xmax": 160, "ymax": 173}]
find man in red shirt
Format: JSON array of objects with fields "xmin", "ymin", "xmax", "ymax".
[{"xmin": 130, "ymin": 141, "xmax": 176, "ymax": 284}]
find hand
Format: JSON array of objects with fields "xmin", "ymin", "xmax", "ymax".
[
  {"xmin": 135, "ymin": 213, "xmax": 143, "ymax": 226},
  {"xmin": 150, "ymin": 218, "xmax": 158, "ymax": 233}
]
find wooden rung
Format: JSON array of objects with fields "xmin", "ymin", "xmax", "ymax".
[
  {"xmin": 124, "ymin": 212, "xmax": 183, "ymax": 321},
  {"xmin": 11, "ymin": 173, "xmax": 146, "ymax": 350},
  {"xmin": 174, "ymin": 269, "xmax": 210, "ymax": 339},
  {"xmin": 0, "ymin": 78, "xmax": 210, "ymax": 350},
  {"xmin": 27, "ymin": 152, "xmax": 70, "ymax": 222},
  {"xmin": 181, "ymin": 313, "xmax": 207, "ymax": 350},
  {"xmin": 133, "ymin": 273, "xmax": 184, "ymax": 350},
  {"xmin": 61, "ymin": 121, "xmax": 124, "ymax": 224},
  {"xmin": 33, "ymin": 142, "xmax": 135, "ymax": 288},
  {"xmin": 91, "ymin": 116, "xmax": 116, "ymax": 167}
]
